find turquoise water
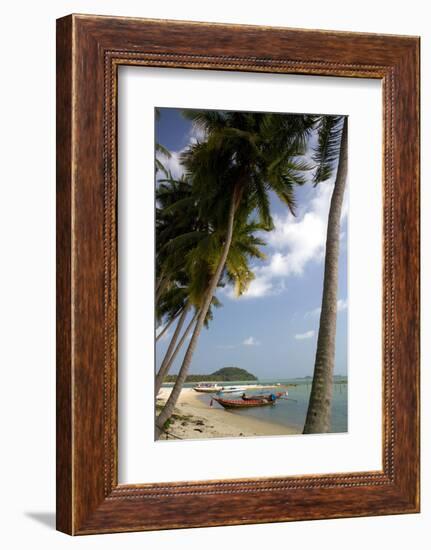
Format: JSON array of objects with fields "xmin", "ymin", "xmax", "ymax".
[{"xmin": 173, "ymin": 378, "xmax": 348, "ymax": 433}]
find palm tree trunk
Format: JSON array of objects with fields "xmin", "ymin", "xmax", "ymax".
[
  {"xmin": 303, "ymin": 120, "xmax": 348, "ymax": 434},
  {"xmin": 155, "ymin": 308, "xmax": 198, "ymax": 396},
  {"xmin": 155, "ymin": 305, "xmax": 189, "ymax": 392},
  {"xmin": 155, "ymin": 307, "xmax": 182, "ymax": 343},
  {"xmin": 156, "ymin": 191, "xmax": 238, "ymax": 437}
]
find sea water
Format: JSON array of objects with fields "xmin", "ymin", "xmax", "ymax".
[{"xmin": 186, "ymin": 378, "xmax": 348, "ymax": 433}]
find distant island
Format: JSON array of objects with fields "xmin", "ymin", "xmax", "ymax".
[{"xmin": 164, "ymin": 367, "xmax": 258, "ymax": 383}]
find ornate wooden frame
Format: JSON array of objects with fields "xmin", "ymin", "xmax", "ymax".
[{"xmin": 56, "ymin": 14, "xmax": 420, "ymax": 535}]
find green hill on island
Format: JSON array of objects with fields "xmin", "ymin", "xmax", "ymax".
[{"xmin": 164, "ymin": 367, "xmax": 258, "ymax": 383}]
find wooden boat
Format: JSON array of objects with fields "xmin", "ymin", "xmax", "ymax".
[
  {"xmin": 241, "ymin": 391, "xmax": 286, "ymax": 401},
  {"xmin": 217, "ymin": 385, "xmax": 248, "ymax": 393},
  {"xmin": 211, "ymin": 392, "xmax": 284, "ymax": 409},
  {"xmin": 193, "ymin": 383, "xmax": 223, "ymax": 393}
]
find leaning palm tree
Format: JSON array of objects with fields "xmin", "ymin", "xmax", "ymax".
[
  {"xmin": 303, "ymin": 115, "xmax": 348, "ymax": 434},
  {"xmin": 155, "ymin": 259, "xmax": 224, "ymax": 397},
  {"xmin": 155, "ymin": 173, "xmax": 222, "ymax": 395},
  {"xmin": 156, "ymin": 111, "xmax": 315, "ymax": 433},
  {"xmin": 157, "ymin": 216, "xmax": 266, "ymax": 392},
  {"xmin": 156, "ymin": 217, "xmax": 267, "ymax": 436}
]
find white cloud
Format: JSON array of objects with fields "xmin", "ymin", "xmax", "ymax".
[
  {"xmin": 337, "ymin": 298, "xmax": 348, "ymax": 312},
  {"xmin": 216, "ymin": 336, "xmax": 261, "ymax": 348},
  {"xmin": 233, "ymin": 183, "xmax": 335, "ymax": 299},
  {"xmin": 156, "ymin": 149, "xmax": 184, "ymax": 181},
  {"xmin": 156, "ymin": 121, "xmax": 207, "ymax": 183},
  {"xmin": 305, "ymin": 298, "xmax": 348, "ymax": 318},
  {"xmin": 304, "ymin": 306, "xmax": 322, "ymax": 319},
  {"xmin": 232, "ymin": 174, "xmax": 349, "ymax": 300},
  {"xmin": 156, "ymin": 124, "xmax": 210, "ymax": 180},
  {"xmin": 188, "ymin": 123, "xmax": 207, "ymax": 144},
  {"xmin": 223, "ymin": 183, "xmax": 334, "ymax": 299},
  {"xmin": 239, "ymin": 276, "xmax": 277, "ymax": 299},
  {"xmin": 221, "ymin": 270, "xmax": 286, "ymax": 300},
  {"xmin": 243, "ymin": 336, "xmax": 260, "ymax": 346},
  {"xmin": 294, "ymin": 330, "xmax": 315, "ymax": 340},
  {"xmin": 267, "ymin": 186, "xmax": 333, "ymax": 271}
]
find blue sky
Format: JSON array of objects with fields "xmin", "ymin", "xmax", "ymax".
[{"xmin": 155, "ymin": 108, "xmax": 348, "ymax": 379}]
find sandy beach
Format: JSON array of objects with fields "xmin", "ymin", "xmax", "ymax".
[{"xmin": 157, "ymin": 387, "xmax": 300, "ymax": 440}]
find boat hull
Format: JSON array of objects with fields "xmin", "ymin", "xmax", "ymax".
[
  {"xmin": 194, "ymin": 387, "xmax": 222, "ymax": 393},
  {"xmin": 217, "ymin": 386, "xmax": 248, "ymax": 393},
  {"xmin": 213, "ymin": 397, "xmax": 277, "ymax": 409},
  {"xmin": 242, "ymin": 391, "xmax": 285, "ymax": 401}
]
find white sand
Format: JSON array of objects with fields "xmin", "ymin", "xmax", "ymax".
[{"xmin": 156, "ymin": 387, "xmax": 299, "ymax": 440}]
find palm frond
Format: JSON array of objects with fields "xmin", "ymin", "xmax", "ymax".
[
  {"xmin": 181, "ymin": 109, "xmax": 227, "ymax": 132},
  {"xmin": 156, "ymin": 142, "xmax": 172, "ymax": 158},
  {"xmin": 312, "ymin": 115, "xmax": 345, "ymax": 184},
  {"xmin": 252, "ymin": 177, "xmax": 273, "ymax": 230}
]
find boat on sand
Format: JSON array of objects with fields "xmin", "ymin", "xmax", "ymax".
[
  {"xmin": 217, "ymin": 385, "xmax": 248, "ymax": 393},
  {"xmin": 193, "ymin": 383, "xmax": 223, "ymax": 393},
  {"xmin": 193, "ymin": 384, "xmax": 249, "ymax": 394}
]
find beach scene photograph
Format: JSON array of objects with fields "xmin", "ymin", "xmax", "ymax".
[{"xmin": 154, "ymin": 107, "xmax": 348, "ymax": 441}]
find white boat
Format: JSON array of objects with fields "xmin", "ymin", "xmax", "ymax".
[
  {"xmin": 218, "ymin": 385, "xmax": 249, "ymax": 393},
  {"xmin": 193, "ymin": 383, "xmax": 223, "ymax": 393}
]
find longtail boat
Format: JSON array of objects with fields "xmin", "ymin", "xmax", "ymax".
[
  {"xmin": 242, "ymin": 391, "xmax": 286, "ymax": 401},
  {"xmin": 211, "ymin": 392, "xmax": 285, "ymax": 409}
]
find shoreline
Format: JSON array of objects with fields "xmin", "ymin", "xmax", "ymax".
[{"xmin": 157, "ymin": 387, "xmax": 300, "ymax": 440}]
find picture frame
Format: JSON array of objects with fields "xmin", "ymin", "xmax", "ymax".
[{"xmin": 56, "ymin": 14, "xmax": 420, "ymax": 535}]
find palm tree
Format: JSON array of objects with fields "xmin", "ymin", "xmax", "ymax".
[
  {"xmin": 155, "ymin": 219, "xmax": 268, "ymax": 437},
  {"xmin": 303, "ymin": 116, "xmax": 348, "ymax": 434},
  {"xmin": 155, "ymin": 309, "xmax": 198, "ymax": 396},
  {"xmin": 155, "ymin": 209, "xmax": 267, "ymax": 414},
  {"xmin": 156, "ymin": 111, "xmax": 315, "ymax": 434},
  {"xmin": 155, "ymin": 173, "xmax": 224, "ymax": 396},
  {"xmin": 155, "ymin": 308, "xmax": 182, "ymax": 343},
  {"xmin": 155, "ymin": 195, "xmax": 265, "ymax": 395},
  {"xmin": 155, "ymin": 286, "xmax": 190, "ymax": 368}
]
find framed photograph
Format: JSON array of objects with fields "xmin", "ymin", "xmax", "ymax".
[{"xmin": 56, "ymin": 14, "xmax": 420, "ymax": 534}]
